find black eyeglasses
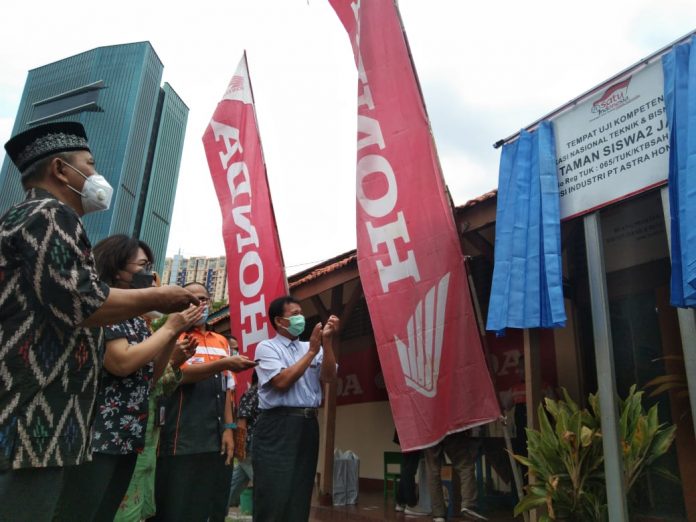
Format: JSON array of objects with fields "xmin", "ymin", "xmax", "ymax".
[{"xmin": 128, "ymin": 261, "xmax": 154, "ymax": 272}]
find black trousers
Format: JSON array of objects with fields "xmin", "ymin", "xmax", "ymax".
[
  {"xmin": 0, "ymin": 466, "xmax": 64, "ymax": 522},
  {"xmin": 54, "ymin": 452, "xmax": 137, "ymax": 522},
  {"xmin": 396, "ymin": 450, "xmax": 421, "ymax": 507},
  {"xmin": 252, "ymin": 412, "xmax": 319, "ymax": 522},
  {"xmin": 153, "ymin": 452, "xmax": 232, "ymax": 522}
]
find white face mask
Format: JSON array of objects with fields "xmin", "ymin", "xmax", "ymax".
[
  {"xmin": 195, "ymin": 305, "xmax": 210, "ymax": 326},
  {"xmin": 63, "ymin": 161, "xmax": 113, "ymax": 214}
]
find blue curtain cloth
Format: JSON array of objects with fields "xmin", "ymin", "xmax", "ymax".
[
  {"xmin": 486, "ymin": 121, "xmax": 566, "ymax": 333},
  {"xmin": 663, "ymin": 37, "xmax": 696, "ymax": 308}
]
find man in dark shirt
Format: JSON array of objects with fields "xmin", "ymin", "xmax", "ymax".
[
  {"xmin": 0, "ymin": 122, "xmax": 199, "ymax": 522},
  {"xmin": 155, "ymin": 282, "xmax": 256, "ymax": 522}
]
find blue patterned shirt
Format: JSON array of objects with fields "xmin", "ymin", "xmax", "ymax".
[{"xmin": 0, "ymin": 189, "xmax": 109, "ymax": 469}]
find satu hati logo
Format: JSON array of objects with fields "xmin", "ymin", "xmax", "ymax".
[
  {"xmin": 228, "ymin": 76, "xmax": 245, "ymax": 92},
  {"xmin": 224, "ymin": 75, "xmax": 245, "ymax": 98},
  {"xmin": 394, "ymin": 273, "xmax": 450, "ymax": 398},
  {"xmin": 591, "ymin": 78, "xmax": 636, "ymax": 119},
  {"xmin": 221, "ymin": 68, "xmax": 252, "ymax": 105}
]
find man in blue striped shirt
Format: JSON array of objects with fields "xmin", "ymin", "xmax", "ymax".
[{"xmin": 252, "ymin": 296, "xmax": 338, "ymax": 521}]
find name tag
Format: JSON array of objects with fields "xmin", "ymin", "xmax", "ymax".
[{"xmin": 157, "ymin": 398, "xmax": 166, "ymax": 426}]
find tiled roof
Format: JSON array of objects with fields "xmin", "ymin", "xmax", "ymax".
[
  {"xmin": 206, "ymin": 249, "xmax": 358, "ymax": 325},
  {"xmin": 457, "ymin": 189, "xmax": 497, "ymax": 210},
  {"xmin": 289, "ymin": 249, "xmax": 357, "ymax": 289},
  {"xmin": 207, "ymin": 305, "xmax": 230, "ymax": 325}
]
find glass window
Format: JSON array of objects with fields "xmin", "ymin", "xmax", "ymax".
[
  {"xmin": 29, "ymin": 86, "xmax": 103, "ymax": 124},
  {"xmin": 599, "ymin": 189, "xmax": 686, "ymax": 518}
]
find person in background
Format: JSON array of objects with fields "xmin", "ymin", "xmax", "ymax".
[
  {"xmin": 498, "ymin": 354, "xmax": 555, "ymax": 458},
  {"xmin": 0, "ymin": 123, "xmax": 198, "ymax": 522},
  {"xmin": 54, "ymin": 235, "xmax": 204, "ymax": 521},
  {"xmin": 154, "ymin": 282, "xmax": 257, "ymax": 522},
  {"xmin": 253, "ymin": 296, "xmax": 338, "ymax": 522},
  {"xmin": 424, "ymin": 431, "xmax": 487, "ymax": 522},
  {"xmin": 393, "ymin": 430, "xmax": 423, "ymax": 515},
  {"xmin": 228, "ymin": 371, "xmax": 259, "ymax": 509},
  {"xmin": 229, "ymin": 335, "xmax": 239, "ymax": 356},
  {"xmin": 228, "ymin": 335, "xmax": 239, "ymax": 414}
]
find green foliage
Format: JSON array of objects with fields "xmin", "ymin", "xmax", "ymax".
[
  {"xmin": 211, "ymin": 300, "xmax": 228, "ymax": 313},
  {"xmin": 619, "ymin": 385, "xmax": 677, "ymax": 491},
  {"xmin": 150, "ymin": 315, "xmax": 168, "ymax": 332},
  {"xmin": 514, "ymin": 386, "xmax": 676, "ymax": 521},
  {"xmin": 645, "ymin": 356, "xmax": 690, "ymax": 423}
]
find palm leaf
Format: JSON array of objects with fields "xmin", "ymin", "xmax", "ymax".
[{"xmin": 514, "ymin": 493, "xmax": 548, "ymax": 516}]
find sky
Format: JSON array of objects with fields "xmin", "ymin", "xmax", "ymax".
[{"xmin": 1, "ymin": 1, "xmax": 695, "ymax": 275}]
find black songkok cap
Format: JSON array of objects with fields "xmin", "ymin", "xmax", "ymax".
[{"xmin": 4, "ymin": 121, "xmax": 91, "ymax": 174}]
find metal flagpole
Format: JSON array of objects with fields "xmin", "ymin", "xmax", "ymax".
[
  {"xmin": 464, "ymin": 257, "xmax": 529, "ymax": 522},
  {"xmin": 583, "ymin": 213, "xmax": 630, "ymax": 522}
]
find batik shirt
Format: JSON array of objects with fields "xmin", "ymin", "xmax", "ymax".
[
  {"xmin": 237, "ymin": 383, "xmax": 259, "ymax": 450},
  {"xmin": 0, "ymin": 188, "xmax": 109, "ymax": 470},
  {"xmin": 91, "ymin": 317, "xmax": 153, "ymax": 455}
]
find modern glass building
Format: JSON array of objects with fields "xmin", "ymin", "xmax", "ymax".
[{"xmin": 0, "ymin": 41, "xmax": 188, "ymax": 274}]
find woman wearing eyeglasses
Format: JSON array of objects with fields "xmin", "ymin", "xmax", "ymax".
[{"xmin": 54, "ymin": 235, "xmax": 204, "ymax": 522}]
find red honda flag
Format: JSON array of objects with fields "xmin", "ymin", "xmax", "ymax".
[
  {"xmin": 202, "ymin": 52, "xmax": 288, "ymax": 396},
  {"xmin": 330, "ymin": 1, "xmax": 500, "ymax": 450}
]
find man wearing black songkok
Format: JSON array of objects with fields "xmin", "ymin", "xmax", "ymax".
[{"xmin": 0, "ymin": 121, "xmax": 199, "ymax": 521}]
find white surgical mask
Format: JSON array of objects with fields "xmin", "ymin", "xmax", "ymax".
[
  {"xmin": 63, "ymin": 161, "xmax": 113, "ymax": 214},
  {"xmin": 196, "ymin": 305, "xmax": 210, "ymax": 326}
]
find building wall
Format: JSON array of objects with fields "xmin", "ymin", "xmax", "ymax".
[
  {"xmin": 188, "ymin": 257, "xmax": 206, "ymax": 285},
  {"xmin": 209, "ymin": 257, "xmax": 228, "ymax": 302},
  {"xmin": 104, "ymin": 43, "xmax": 162, "ymax": 242},
  {"xmin": 169, "ymin": 254, "xmax": 184, "ymax": 285},
  {"xmin": 458, "ymin": 188, "xmax": 694, "ymax": 519},
  {"xmin": 163, "ymin": 255, "xmax": 227, "ymax": 301},
  {"xmin": 161, "ymin": 257, "xmax": 173, "ymax": 286},
  {"xmin": 318, "ymin": 401, "xmax": 399, "ymax": 480},
  {"xmin": 138, "ymin": 83, "xmax": 189, "ymax": 275}
]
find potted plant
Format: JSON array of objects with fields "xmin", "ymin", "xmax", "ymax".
[{"xmin": 513, "ymin": 386, "xmax": 676, "ymax": 522}]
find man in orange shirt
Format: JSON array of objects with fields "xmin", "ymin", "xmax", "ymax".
[{"xmin": 154, "ymin": 283, "xmax": 256, "ymax": 522}]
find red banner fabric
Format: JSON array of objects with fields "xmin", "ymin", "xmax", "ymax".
[
  {"xmin": 486, "ymin": 330, "xmax": 558, "ymax": 406},
  {"xmin": 330, "ymin": 0, "xmax": 500, "ymax": 450},
  {"xmin": 335, "ymin": 345, "xmax": 389, "ymax": 406},
  {"xmin": 202, "ymin": 53, "xmax": 287, "ymax": 397}
]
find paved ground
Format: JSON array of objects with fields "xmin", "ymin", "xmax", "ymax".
[{"xmin": 228, "ymin": 489, "xmax": 518, "ymax": 521}]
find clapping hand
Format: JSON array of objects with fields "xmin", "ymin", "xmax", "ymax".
[
  {"xmin": 166, "ymin": 304, "xmax": 204, "ymax": 335},
  {"xmin": 308, "ymin": 322, "xmax": 323, "ymax": 355},
  {"xmin": 170, "ymin": 334, "xmax": 198, "ymax": 367},
  {"xmin": 322, "ymin": 315, "xmax": 340, "ymax": 339}
]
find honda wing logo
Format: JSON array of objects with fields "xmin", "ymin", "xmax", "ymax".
[{"xmin": 394, "ymin": 273, "xmax": 450, "ymax": 398}]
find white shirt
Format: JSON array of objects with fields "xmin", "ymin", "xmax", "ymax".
[{"xmin": 255, "ymin": 334, "xmax": 324, "ymax": 410}]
